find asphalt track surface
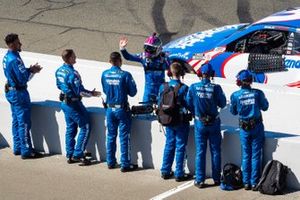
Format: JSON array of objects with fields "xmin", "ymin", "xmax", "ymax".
[
  {"xmin": 1, "ymin": 1, "xmax": 300, "ymax": 199},
  {"xmin": 0, "ymin": 0, "xmax": 299, "ymax": 62},
  {"xmin": 1, "ymin": 148, "xmax": 300, "ymax": 200}
]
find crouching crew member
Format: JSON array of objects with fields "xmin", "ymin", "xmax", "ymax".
[
  {"xmin": 55, "ymin": 49, "xmax": 101, "ymax": 165},
  {"xmin": 101, "ymin": 52, "xmax": 138, "ymax": 172},
  {"xmin": 230, "ymin": 69, "xmax": 269, "ymax": 191},
  {"xmin": 186, "ymin": 64, "xmax": 226, "ymax": 188},
  {"xmin": 119, "ymin": 33, "xmax": 170, "ymax": 103},
  {"xmin": 3, "ymin": 33, "xmax": 43, "ymax": 159},
  {"xmin": 158, "ymin": 62, "xmax": 192, "ymax": 182}
]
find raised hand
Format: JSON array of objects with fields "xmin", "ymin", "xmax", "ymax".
[
  {"xmin": 29, "ymin": 63, "xmax": 42, "ymax": 73},
  {"xmin": 119, "ymin": 36, "xmax": 128, "ymax": 49}
]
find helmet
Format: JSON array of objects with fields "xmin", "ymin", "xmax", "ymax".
[
  {"xmin": 144, "ymin": 33, "xmax": 162, "ymax": 58},
  {"xmin": 236, "ymin": 70, "xmax": 253, "ymax": 86},
  {"xmin": 196, "ymin": 63, "xmax": 215, "ymax": 77}
]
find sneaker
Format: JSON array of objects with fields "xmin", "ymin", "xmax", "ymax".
[
  {"xmin": 244, "ymin": 184, "xmax": 251, "ymax": 190},
  {"xmin": 13, "ymin": 151, "xmax": 21, "ymax": 156},
  {"xmin": 121, "ymin": 164, "xmax": 138, "ymax": 172},
  {"xmin": 194, "ymin": 181, "xmax": 206, "ymax": 188},
  {"xmin": 161, "ymin": 171, "xmax": 174, "ymax": 180},
  {"xmin": 21, "ymin": 152, "xmax": 44, "ymax": 159},
  {"xmin": 252, "ymin": 185, "xmax": 258, "ymax": 191},
  {"xmin": 175, "ymin": 174, "xmax": 193, "ymax": 182}
]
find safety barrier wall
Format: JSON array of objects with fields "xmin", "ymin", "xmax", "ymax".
[{"xmin": 0, "ymin": 49, "xmax": 299, "ymax": 189}]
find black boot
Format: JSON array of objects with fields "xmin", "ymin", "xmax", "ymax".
[
  {"xmin": 244, "ymin": 184, "xmax": 251, "ymax": 190},
  {"xmin": 67, "ymin": 157, "xmax": 81, "ymax": 164},
  {"xmin": 252, "ymin": 185, "xmax": 258, "ymax": 191},
  {"xmin": 108, "ymin": 163, "xmax": 119, "ymax": 169},
  {"xmin": 120, "ymin": 164, "xmax": 138, "ymax": 172},
  {"xmin": 161, "ymin": 171, "xmax": 174, "ymax": 180},
  {"xmin": 78, "ymin": 157, "xmax": 92, "ymax": 166},
  {"xmin": 21, "ymin": 151, "xmax": 44, "ymax": 159},
  {"xmin": 194, "ymin": 181, "xmax": 206, "ymax": 189},
  {"xmin": 175, "ymin": 174, "xmax": 193, "ymax": 182}
]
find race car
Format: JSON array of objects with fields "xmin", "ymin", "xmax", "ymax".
[{"xmin": 163, "ymin": 7, "xmax": 300, "ymax": 88}]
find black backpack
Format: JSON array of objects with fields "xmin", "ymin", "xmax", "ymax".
[
  {"xmin": 256, "ymin": 160, "xmax": 288, "ymax": 195},
  {"xmin": 220, "ymin": 163, "xmax": 243, "ymax": 190},
  {"xmin": 157, "ymin": 83, "xmax": 182, "ymax": 126}
]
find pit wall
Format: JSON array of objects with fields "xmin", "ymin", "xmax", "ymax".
[{"xmin": 0, "ymin": 49, "xmax": 299, "ymax": 189}]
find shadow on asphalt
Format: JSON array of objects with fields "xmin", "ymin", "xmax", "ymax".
[{"xmin": 0, "ymin": 133, "xmax": 9, "ymax": 149}]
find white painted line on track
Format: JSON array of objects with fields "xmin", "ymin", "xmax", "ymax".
[{"xmin": 150, "ymin": 180, "xmax": 194, "ymax": 200}]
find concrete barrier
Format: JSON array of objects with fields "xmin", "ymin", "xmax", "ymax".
[{"xmin": 0, "ymin": 49, "xmax": 299, "ymax": 189}]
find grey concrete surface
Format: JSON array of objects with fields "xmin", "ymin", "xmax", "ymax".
[
  {"xmin": 1, "ymin": 148, "xmax": 300, "ymax": 200},
  {"xmin": 0, "ymin": 0, "xmax": 299, "ymax": 63}
]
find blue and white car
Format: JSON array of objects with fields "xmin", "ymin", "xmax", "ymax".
[{"xmin": 163, "ymin": 7, "xmax": 300, "ymax": 88}]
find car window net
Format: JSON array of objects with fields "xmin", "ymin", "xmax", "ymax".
[{"xmin": 248, "ymin": 54, "xmax": 286, "ymax": 73}]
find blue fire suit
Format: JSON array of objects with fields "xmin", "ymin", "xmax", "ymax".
[
  {"xmin": 2, "ymin": 50, "xmax": 34, "ymax": 156},
  {"xmin": 120, "ymin": 49, "xmax": 170, "ymax": 103},
  {"xmin": 101, "ymin": 66, "xmax": 137, "ymax": 168},
  {"xmin": 186, "ymin": 78, "xmax": 226, "ymax": 183},
  {"xmin": 56, "ymin": 63, "xmax": 93, "ymax": 159},
  {"xmin": 230, "ymin": 86, "xmax": 269, "ymax": 186},
  {"xmin": 158, "ymin": 79, "xmax": 190, "ymax": 178}
]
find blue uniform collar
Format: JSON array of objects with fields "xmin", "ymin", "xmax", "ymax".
[
  {"xmin": 201, "ymin": 78, "xmax": 211, "ymax": 84},
  {"xmin": 111, "ymin": 65, "xmax": 121, "ymax": 70},
  {"xmin": 7, "ymin": 50, "xmax": 19, "ymax": 56},
  {"xmin": 63, "ymin": 63, "xmax": 74, "ymax": 69},
  {"xmin": 169, "ymin": 79, "xmax": 182, "ymax": 86},
  {"xmin": 241, "ymin": 85, "xmax": 251, "ymax": 90},
  {"xmin": 169, "ymin": 79, "xmax": 181, "ymax": 83}
]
